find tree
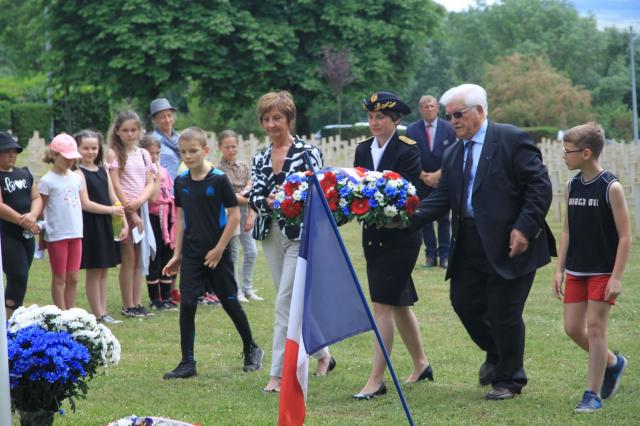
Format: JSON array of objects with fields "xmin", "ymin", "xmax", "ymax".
[
  {"xmin": 443, "ymin": 0, "xmax": 607, "ymax": 88},
  {"xmin": 485, "ymin": 53, "xmax": 592, "ymax": 128},
  {"xmin": 0, "ymin": 0, "xmax": 46, "ymax": 75},
  {"xmin": 320, "ymin": 46, "xmax": 353, "ymax": 127},
  {"xmin": 47, "ymin": 0, "xmax": 443, "ymax": 134}
]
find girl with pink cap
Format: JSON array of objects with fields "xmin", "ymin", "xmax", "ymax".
[{"xmin": 39, "ymin": 133, "xmax": 85, "ymax": 309}]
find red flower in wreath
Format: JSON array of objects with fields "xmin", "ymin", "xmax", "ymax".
[
  {"xmin": 280, "ymin": 198, "xmax": 302, "ymax": 218},
  {"xmin": 324, "ymin": 188, "xmax": 339, "ymax": 211},
  {"xmin": 383, "ymin": 171, "xmax": 401, "ymax": 180},
  {"xmin": 321, "ymin": 171, "xmax": 337, "ymax": 192},
  {"xmin": 283, "ymin": 182, "xmax": 298, "ymax": 196},
  {"xmin": 350, "ymin": 198, "xmax": 370, "ymax": 215},
  {"xmin": 405, "ymin": 195, "xmax": 420, "ymax": 214}
]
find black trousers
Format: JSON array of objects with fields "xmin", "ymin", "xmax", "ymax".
[
  {"xmin": 450, "ymin": 219, "xmax": 534, "ymax": 393},
  {"xmin": 2, "ymin": 232, "xmax": 34, "ymax": 307}
]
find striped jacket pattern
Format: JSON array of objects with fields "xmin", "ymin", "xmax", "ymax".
[{"xmin": 249, "ymin": 138, "xmax": 323, "ymax": 241}]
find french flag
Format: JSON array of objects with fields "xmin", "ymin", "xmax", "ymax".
[{"xmin": 278, "ymin": 173, "xmax": 373, "ymax": 426}]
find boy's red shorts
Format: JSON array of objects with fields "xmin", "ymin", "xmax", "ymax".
[{"xmin": 564, "ymin": 273, "xmax": 616, "ymax": 305}]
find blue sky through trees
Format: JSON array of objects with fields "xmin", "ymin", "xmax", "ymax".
[{"xmin": 434, "ymin": 0, "xmax": 640, "ymax": 31}]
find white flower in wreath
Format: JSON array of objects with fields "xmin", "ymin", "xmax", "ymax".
[
  {"xmin": 299, "ymin": 181, "xmax": 308, "ymax": 191},
  {"xmin": 383, "ymin": 205, "xmax": 398, "ymax": 217},
  {"xmin": 292, "ymin": 190, "xmax": 303, "ymax": 201},
  {"xmin": 275, "ymin": 191, "xmax": 285, "ymax": 202}
]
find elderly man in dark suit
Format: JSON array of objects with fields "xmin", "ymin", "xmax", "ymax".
[
  {"xmin": 410, "ymin": 84, "xmax": 555, "ymax": 400},
  {"xmin": 406, "ymin": 95, "xmax": 457, "ymax": 269}
]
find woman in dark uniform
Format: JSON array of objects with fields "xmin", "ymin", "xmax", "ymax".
[{"xmin": 353, "ymin": 92, "xmax": 434, "ymax": 399}]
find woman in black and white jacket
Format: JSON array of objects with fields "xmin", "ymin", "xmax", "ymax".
[{"xmin": 249, "ymin": 90, "xmax": 335, "ymax": 393}]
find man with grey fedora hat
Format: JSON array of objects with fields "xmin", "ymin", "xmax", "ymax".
[{"xmin": 150, "ymin": 98, "xmax": 180, "ymax": 181}]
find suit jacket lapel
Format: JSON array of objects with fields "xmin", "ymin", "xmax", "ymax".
[
  {"xmin": 377, "ymin": 134, "xmax": 399, "ymax": 171},
  {"xmin": 362, "ymin": 139, "xmax": 375, "ymax": 170},
  {"xmin": 472, "ymin": 121, "xmax": 496, "ymax": 193}
]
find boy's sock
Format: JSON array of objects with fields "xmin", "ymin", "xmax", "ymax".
[
  {"xmin": 147, "ymin": 283, "xmax": 161, "ymax": 302},
  {"xmin": 219, "ymin": 296, "xmax": 253, "ymax": 352},
  {"xmin": 160, "ymin": 282, "xmax": 172, "ymax": 301},
  {"xmin": 179, "ymin": 301, "xmax": 197, "ymax": 362}
]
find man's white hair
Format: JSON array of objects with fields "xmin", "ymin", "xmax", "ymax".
[{"xmin": 439, "ymin": 84, "xmax": 489, "ymax": 116}]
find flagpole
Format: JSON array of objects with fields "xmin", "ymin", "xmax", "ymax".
[
  {"xmin": 0, "ymin": 237, "xmax": 13, "ymax": 425},
  {"xmin": 303, "ymin": 153, "xmax": 415, "ymax": 426}
]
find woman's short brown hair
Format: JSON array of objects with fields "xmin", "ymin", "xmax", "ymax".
[{"xmin": 257, "ymin": 90, "xmax": 296, "ymax": 129}]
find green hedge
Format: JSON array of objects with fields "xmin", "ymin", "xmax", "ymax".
[
  {"xmin": 0, "ymin": 100, "xmax": 11, "ymax": 131},
  {"xmin": 522, "ymin": 126, "xmax": 559, "ymax": 143},
  {"xmin": 11, "ymin": 103, "xmax": 52, "ymax": 147},
  {"xmin": 53, "ymin": 89, "xmax": 111, "ymax": 136}
]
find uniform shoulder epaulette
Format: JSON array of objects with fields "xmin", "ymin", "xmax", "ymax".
[
  {"xmin": 399, "ymin": 135, "xmax": 417, "ymax": 145},
  {"xmin": 358, "ymin": 136, "xmax": 374, "ymax": 144}
]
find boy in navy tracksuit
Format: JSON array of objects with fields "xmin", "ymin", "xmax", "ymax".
[{"xmin": 162, "ymin": 127, "xmax": 263, "ymax": 379}]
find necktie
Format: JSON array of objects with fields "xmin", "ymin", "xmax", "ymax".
[
  {"xmin": 462, "ymin": 140, "xmax": 474, "ymax": 207},
  {"xmin": 425, "ymin": 123, "xmax": 432, "ymax": 151}
]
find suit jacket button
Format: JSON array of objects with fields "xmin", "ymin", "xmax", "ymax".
[
  {"xmin": 368, "ymin": 241, "xmax": 372, "ymax": 246},
  {"xmin": 379, "ymin": 242, "xmax": 383, "ymax": 247}
]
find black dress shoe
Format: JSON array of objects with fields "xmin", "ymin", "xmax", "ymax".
[
  {"xmin": 314, "ymin": 356, "xmax": 336, "ymax": 376},
  {"xmin": 485, "ymin": 387, "xmax": 516, "ymax": 400},
  {"xmin": 439, "ymin": 259, "xmax": 448, "ymax": 269},
  {"xmin": 353, "ymin": 382, "xmax": 387, "ymax": 400},
  {"xmin": 417, "ymin": 364, "xmax": 434, "ymax": 382},
  {"xmin": 424, "ymin": 257, "xmax": 437, "ymax": 268},
  {"xmin": 407, "ymin": 364, "xmax": 434, "ymax": 383},
  {"xmin": 478, "ymin": 362, "xmax": 496, "ymax": 386}
]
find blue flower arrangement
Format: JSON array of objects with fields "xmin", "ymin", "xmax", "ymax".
[{"xmin": 8, "ymin": 325, "xmax": 90, "ymax": 413}]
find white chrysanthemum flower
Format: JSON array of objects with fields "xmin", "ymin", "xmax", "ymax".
[
  {"xmin": 8, "ymin": 304, "xmax": 121, "ymax": 368},
  {"xmin": 275, "ymin": 192, "xmax": 285, "ymax": 202},
  {"xmin": 292, "ymin": 190, "xmax": 302, "ymax": 201},
  {"xmin": 374, "ymin": 192, "xmax": 385, "ymax": 203},
  {"xmin": 300, "ymin": 182, "xmax": 308, "ymax": 191},
  {"xmin": 384, "ymin": 205, "xmax": 398, "ymax": 217},
  {"xmin": 339, "ymin": 198, "xmax": 348, "ymax": 207}
]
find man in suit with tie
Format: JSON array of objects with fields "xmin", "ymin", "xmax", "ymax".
[
  {"xmin": 410, "ymin": 84, "xmax": 555, "ymax": 400},
  {"xmin": 406, "ymin": 95, "xmax": 457, "ymax": 269}
]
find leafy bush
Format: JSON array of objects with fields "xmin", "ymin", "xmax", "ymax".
[
  {"xmin": 594, "ymin": 102, "xmax": 634, "ymax": 142},
  {"xmin": 522, "ymin": 126, "xmax": 559, "ymax": 143},
  {"xmin": 0, "ymin": 74, "xmax": 47, "ymax": 102},
  {"xmin": 53, "ymin": 88, "xmax": 111, "ymax": 136},
  {"xmin": 0, "ymin": 100, "xmax": 11, "ymax": 131},
  {"xmin": 11, "ymin": 102, "xmax": 52, "ymax": 146}
]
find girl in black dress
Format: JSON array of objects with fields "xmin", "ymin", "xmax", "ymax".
[
  {"xmin": 75, "ymin": 130, "xmax": 128, "ymax": 324},
  {"xmin": 353, "ymin": 92, "xmax": 433, "ymax": 399}
]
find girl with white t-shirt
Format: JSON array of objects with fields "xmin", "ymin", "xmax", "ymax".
[
  {"xmin": 107, "ymin": 111, "xmax": 156, "ymax": 318},
  {"xmin": 39, "ymin": 134, "xmax": 84, "ymax": 309}
]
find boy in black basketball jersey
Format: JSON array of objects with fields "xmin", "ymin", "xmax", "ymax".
[
  {"xmin": 552, "ymin": 122, "xmax": 631, "ymax": 413},
  {"xmin": 162, "ymin": 127, "xmax": 263, "ymax": 379}
]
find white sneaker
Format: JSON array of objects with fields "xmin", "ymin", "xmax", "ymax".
[
  {"xmin": 237, "ymin": 292, "xmax": 249, "ymax": 303},
  {"xmin": 244, "ymin": 290, "xmax": 264, "ymax": 301},
  {"xmin": 99, "ymin": 314, "xmax": 123, "ymax": 325}
]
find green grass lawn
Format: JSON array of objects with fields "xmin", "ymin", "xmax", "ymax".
[{"xmin": 8, "ymin": 220, "xmax": 640, "ymax": 425}]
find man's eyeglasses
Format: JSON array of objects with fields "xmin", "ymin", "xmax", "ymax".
[
  {"xmin": 562, "ymin": 147, "xmax": 584, "ymax": 155},
  {"xmin": 444, "ymin": 107, "xmax": 472, "ymax": 121}
]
